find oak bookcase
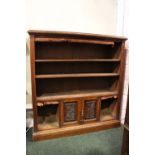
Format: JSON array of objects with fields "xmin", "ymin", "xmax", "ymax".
[{"xmin": 28, "ymin": 30, "xmax": 127, "ymax": 141}]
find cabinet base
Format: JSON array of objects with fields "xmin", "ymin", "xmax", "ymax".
[{"xmin": 33, "ymin": 120, "xmax": 120, "ymax": 141}]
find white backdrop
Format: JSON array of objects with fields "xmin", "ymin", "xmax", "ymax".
[
  {"xmin": 26, "ymin": 0, "xmax": 128, "ymax": 124},
  {"xmin": 26, "ymin": 0, "xmax": 117, "ymax": 35}
]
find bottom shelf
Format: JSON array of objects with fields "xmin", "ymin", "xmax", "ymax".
[
  {"xmin": 36, "ymin": 95, "xmax": 118, "ymax": 131},
  {"xmin": 38, "ymin": 117, "xmax": 59, "ymax": 130},
  {"xmin": 33, "ymin": 120, "xmax": 120, "ymax": 141},
  {"xmin": 37, "ymin": 104, "xmax": 59, "ymax": 131},
  {"xmin": 100, "ymin": 97, "xmax": 117, "ymax": 121},
  {"xmin": 100, "ymin": 109, "xmax": 115, "ymax": 121}
]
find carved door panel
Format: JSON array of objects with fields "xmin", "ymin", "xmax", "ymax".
[
  {"xmin": 82, "ymin": 98, "xmax": 100, "ymax": 123},
  {"xmin": 60, "ymin": 99, "xmax": 81, "ymax": 126}
]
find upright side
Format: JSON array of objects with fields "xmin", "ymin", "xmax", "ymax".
[
  {"xmin": 29, "ymin": 35, "xmax": 38, "ymax": 132},
  {"xmin": 117, "ymin": 41, "xmax": 126, "ymax": 120}
]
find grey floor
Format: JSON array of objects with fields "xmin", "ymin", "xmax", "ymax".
[{"xmin": 27, "ymin": 127, "xmax": 123, "ymax": 155}]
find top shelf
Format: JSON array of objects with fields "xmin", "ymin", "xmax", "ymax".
[
  {"xmin": 35, "ymin": 73, "xmax": 119, "ymax": 79},
  {"xmin": 35, "ymin": 59, "xmax": 120, "ymax": 62},
  {"xmin": 35, "ymin": 38, "xmax": 115, "ymax": 46},
  {"xmin": 28, "ymin": 30, "xmax": 127, "ymax": 41}
]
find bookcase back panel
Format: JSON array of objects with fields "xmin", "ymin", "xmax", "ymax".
[
  {"xmin": 35, "ymin": 62, "xmax": 119, "ymax": 75},
  {"xmin": 36, "ymin": 77, "xmax": 118, "ymax": 97},
  {"xmin": 35, "ymin": 42, "xmax": 121, "ymax": 59}
]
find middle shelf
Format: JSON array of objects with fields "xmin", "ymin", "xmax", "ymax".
[
  {"xmin": 35, "ymin": 73, "xmax": 119, "ymax": 79},
  {"xmin": 36, "ymin": 76, "xmax": 119, "ymax": 99},
  {"xmin": 36, "ymin": 89, "xmax": 118, "ymax": 102},
  {"xmin": 35, "ymin": 59, "xmax": 120, "ymax": 62},
  {"xmin": 35, "ymin": 61, "xmax": 120, "ymax": 75}
]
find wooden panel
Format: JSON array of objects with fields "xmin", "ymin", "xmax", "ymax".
[
  {"xmin": 29, "ymin": 35, "xmax": 38, "ymax": 132},
  {"xmin": 84, "ymin": 100, "xmax": 96, "ymax": 119},
  {"xmin": 64, "ymin": 102, "xmax": 77, "ymax": 122},
  {"xmin": 82, "ymin": 97, "xmax": 100, "ymax": 123},
  {"xmin": 33, "ymin": 120, "xmax": 121, "ymax": 141},
  {"xmin": 36, "ymin": 89, "xmax": 118, "ymax": 102},
  {"xmin": 60, "ymin": 99, "xmax": 81, "ymax": 126},
  {"xmin": 35, "ymin": 59, "xmax": 120, "ymax": 62},
  {"xmin": 35, "ymin": 73, "xmax": 119, "ymax": 79},
  {"xmin": 28, "ymin": 30, "xmax": 127, "ymax": 41},
  {"xmin": 34, "ymin": 37, "xmax": 115, "ymax": 46},
  {"xmin": 117, "ymin": 43, "xmax": 126, "ymax": 120}
]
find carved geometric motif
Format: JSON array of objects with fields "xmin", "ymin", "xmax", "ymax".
[
  {"xmin": 84, "ymin": 100, "xmax": 96, "ymax": 119},
  {"xmin": 64, "ymin": 102, "xmax": 76, "ymax": 122}
]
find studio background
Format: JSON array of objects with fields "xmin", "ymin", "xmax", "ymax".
[{"xmin": 26, "ymin": 0, "xmax": 129, "ymax": 127}]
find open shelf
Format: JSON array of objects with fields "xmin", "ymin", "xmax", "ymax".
[
  {"xmin": 36, "ymin": 90, "xmax": 118, "ymax": 102},
  {"xmin": 35, "ymin": 61, "xmax": 120, "ymax": 75},
  {"xmin": 35, "ymin": 42, "xmax": 121, "ymax": 59},
  {"xmin": 100, "ymin": 97, "xmax": 117, "ymax": 121},
  {"xmin": 35, "ymin": 73, "xmax": 119, "ymax": 79},
  {"xmin": 35, "ymin": 59, "xmax": 120, "ymax": 62},
  {"xmin": 36, "ymin": 77, "xmax": 118, "ymax": 100},
  {"xmin": 37, "ymin": 104, "xmax": 59, "ymax": 130}
]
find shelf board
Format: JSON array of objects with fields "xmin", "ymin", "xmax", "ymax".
[
  {"xmin": 36, "ymin": 90, "xmax": 118, "ymax": 102},
  {"xmin": 35, "ymin": 73, "xmax": 119, "ymax": 79},
  {"xmin": 38, "ymin": 123, "xmax": 59, "ymax": 131},
  {"xmin": 33, "ymin": 120, "xmax": 120, "ymax": 140},
  {"xmin": 38, "ymin": 118, "xmax": 59, "ymax": 131},
  {"xmin": 35, "ymin": 59, "xmax": 120, "ymax": 62},
  {"xmin": 35, "ymin": 37, "xmax": 114, "ymax": 46}
]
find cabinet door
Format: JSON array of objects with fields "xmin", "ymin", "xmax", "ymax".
[
  {"xmin": 60, "ymin": 99, "xmax": 80, "ymax": 126},
  {"xmin": 82, "ymin": 98, "xmax": 100, "ymax": 123}
]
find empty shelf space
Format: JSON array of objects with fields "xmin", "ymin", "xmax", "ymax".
[
  {"xmin": 37, "ymin": 104, "xmax": 59, "ymax": 130},
  {"xmin": 35, "ymin": 73, "xmax": 119, "ymax": 79},
  {"xmin": 36, "ymin": 90, "xmax": 118, "ymax": 102},
  {"xmin": 100, "ymin": 109, "xmax": 115, "ymax": 121},
  {"xmin": 100, "ymin": 98, "xmax": 117, "ymax": 121},
  {"xmin": 35, "ymin": 61, "xmax": 120, "ymax": 75},
  {"xmin": 35, "ymin": 37, "xmax": 115, "ymax": 46},
  {"xmin": 35, "ymin": 42, "xmax": 121, "ymax": 60},
  {"xmin": 38, "ymin": 121, "xmax": 59, "ymax": 131},
  {"xmin": 36, "ymin": 77, "xmax": 119, "ymax": 100},
  {"xmin": 35, "ymin": 59, "xmax": 120, "ymax": 62}
]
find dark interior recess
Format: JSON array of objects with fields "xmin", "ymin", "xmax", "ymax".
[
  {"xmin": 37, "ymin": 104, "xmax": 59, "ymax": 130},
  {"xmin": 100, "ymin": 98, "xmax": 117, "ymax": 121},
  {"xmin": 36, "ymin": 77, "xmax": 118, "ymax": 97},
  {"xmin": 35, "ymin": 42, "xmax": 121, "ymax": 59},
  {"xmin": 35, "ymin": 62, "xmax": 119, "ymax": 75}
]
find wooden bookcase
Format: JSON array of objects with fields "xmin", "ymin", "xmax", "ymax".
[{"xmin": 28, "ymin": 30, "xmax": 127, "ymax": 141}]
